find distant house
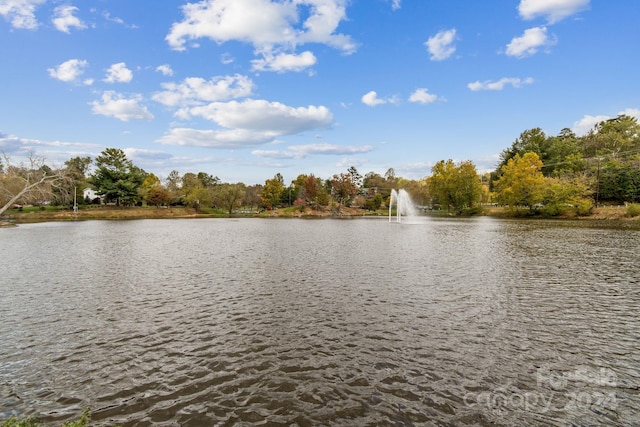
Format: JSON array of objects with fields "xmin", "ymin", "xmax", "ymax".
[{"xmin": 83, "ymin": 188, "xmax": 102, "ymax": 204}]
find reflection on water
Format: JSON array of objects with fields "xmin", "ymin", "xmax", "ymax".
[{"xmin": 0, "ymin": 218, "xmax": 639, "ymax": 426}]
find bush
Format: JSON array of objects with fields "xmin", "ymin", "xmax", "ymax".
[{"xmin": 627, "ymin": 203, "xmax": 640, "ymax": 217}]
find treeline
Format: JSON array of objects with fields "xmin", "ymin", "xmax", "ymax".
[{"xmin": 1, "ymin": 114, "xmax": 638, "ymax": 217}]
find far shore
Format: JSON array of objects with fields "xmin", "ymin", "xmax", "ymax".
[{"xmin": 2, "ymin": 204, "xmax": 639, "ymax": 227}]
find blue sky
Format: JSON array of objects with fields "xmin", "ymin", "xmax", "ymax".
[{"xmin": 1, "ymin": 0, "xmax": 638, "ymax": 185}]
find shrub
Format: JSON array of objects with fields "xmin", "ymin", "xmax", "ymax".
[{"xmin": 626, "ymin": 203, "xmax": 640, "ymax": 217}]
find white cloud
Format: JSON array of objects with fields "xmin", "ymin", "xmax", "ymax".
[
  {"xmin": 153, "ymin": 74, "xmax": 254, "ymax": 107},
  {"xmin": 189, "ymin": 99, "xmax": 333, "ymax": 134},
  {"xmin": 619, "ymin": 108, "xmax": 640, "ymax": 120},
  {"xmin": 409, "ymin": 88, "xmax": 442, "ymax": 104},
  {"xmin": 47, "ymin": 59, "xmax": 88, "ymax": 82},
  {"xmin": 165, "ymin": 0, "xmax": 357, "ymax": 72},
  {"xmin": 425, "ymin": 28, "xmax": 457, "ymax": 61},
  {"xmin": 0, "ymin": 0, "xmax": 46, "ymax": 30},
  {"xmin": 362, "ymin": 91, "xmax": 392, "ymax": 107},
  {"xmin": 571, "ymin": 108, "xmax": 640, "ymax": 136},
  {"xmin": 252, "ymin": 143, "xmax": 374, "ymax": 159},
  {"xmin": 123, "ymin": 148, "xmax": 173, "ymax": 161},
  {"xmin": 158, "ymin": 99, "xmax": 333, "ymax": 148},
  {"xmin": 518, "ymin": 0, "xmax": 590, "ymax": 24},
  {"xmin": 505, "ymin": 26, "xmax": 556, "ymax": 58},
  {"xmin": 391, "ymin": 0, "xmax": 401, "ymax": 11},
  {"xmin": 157, "ymin": 127, "xmax": 277, "ymax": 148},
  {"xmin": 90, "ymin": 91, "xmax": 154, "ymax": 121},
  {"xmin": 468, "ymin": 77, "xmax": 534, "ymax": 91},
  {"xmin": 104, "ymin": 62, "xmax": 133, "ymax": 83},
  {"xmin": 571, "ymin": 114, "xmax": 609, "ymax": 136},
  {"xmin": 52, "ymin": 5, "xmax": 86, "ymax": 33},
  {"xmin": 102, "ymin": 11, "xmax": 137, "ymax": 29},
  {"xmin": 251, "ymin": 51, "xmax": 317, "ymax": 73},
  {"xmin": 155, "ymin": 64, "xmax": 174, "ymax": 76}
]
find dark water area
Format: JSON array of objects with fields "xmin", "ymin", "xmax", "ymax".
[{"xmin": 1, "ymin": 217, "xmax": 639, "ymax": 426}]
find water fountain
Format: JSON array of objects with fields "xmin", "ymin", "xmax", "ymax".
[{"xmin": 388, "ymin": 189, "xmax": 418, "ymax": 223}]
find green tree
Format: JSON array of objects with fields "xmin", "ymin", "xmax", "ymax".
[
  {"xmin": 63, "ymin": 156, "xmax": 92, "ymax": 205},
  {"xmin": 89, "ymin": 148, "xmax": 145, "ymax": 206},
  {"xmin": 215, "ymin": 183, "xmax": 246, "ymax": 214},
  {"xmin": 494, "ymin": 152, "xmax": 546, "ymax": 211}
]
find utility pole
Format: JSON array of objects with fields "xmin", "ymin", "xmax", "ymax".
[{"xmin": 595, "ymin": 157, "xmax": 601, "ymax": 208}]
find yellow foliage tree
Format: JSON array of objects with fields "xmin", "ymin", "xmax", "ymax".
[{"xmin": 494, "ymin": 152, "xmax": 545, "ymax": 211}]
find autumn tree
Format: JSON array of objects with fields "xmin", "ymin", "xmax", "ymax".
[
  {"xmin": 494, "ymin": 152, "xmax": 546, "ymax": 211},
  {"xmin": 146, "ymin": 186, "xmax": 172, "ymax": 207},
  {"xmin": 427, "ymin": 159, "xmax": 482, "ymax": 214},
  {"xmin": 331, "ymin": 172, "xmax": 358, "ymax": 211},
  {"xmin": 261, "ymin": 173, "xmax": 284, "ymax": 208}
]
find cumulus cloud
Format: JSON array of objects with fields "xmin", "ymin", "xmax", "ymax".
[
  {"xmin": 157, "ymin": 99, "xmax": 333, "ymax": 148},
  {"xmin": 165, "ymin": 0, "xmax": 356, "ymax": 72},
  {"xmin": 468, "ymin": 77, "xmax": 534, "ymax": 91},
  {"xmin": 408, "ymin": 88, "xmax": 442, "ymax": 104},
  {"xmin": 252, "ymin": 143, "xmax": 374, "ymax": 159},
  {"xmin": 153, "ymin": 74, "xmax": 254, "ymax": 107},
  {"xmin": 361, "ymin": 90, "xmax": 399, "ymax": 107},
  {"xmin": 0, "ymin": 0, "xmax": 46, "ymax": 30},
  {"xmin": 505, "ymin": 26, "xmax": 557, "ymax": 58},
  {"xmin": 155, "ymin": 64, "xmax": 174, "ymax": 76},
  {"xmin": 156, "ymin": 128, "xmax": 277, "ymax": 148},
  {"xmin": 48, "ymin": 59, "xmax": 88, "ymax": 83},
  {"xmin": 425, "ymin": 28, "xmax": 457, "ymax": 61},
  {"xmin": 518, "ymin": 0, "xmax": 590, "ymax": 24},
  {"xmin": 251, "ymin": 51, "xmax": 317, "ymax": 73},
  {"xmin": 52, "ymin": 5, "xmax": 86, "ymax": 33},
  {"xmin": 189, "ymin": 99, "xmax": 332, "ymax": 134},
  {"xmin": 90, "ymin": 91, "xmax": 154, "ymax": 121},
  {"xmin": 571, "ymin": 108, "xmax": 640, "ymax": 136},
  {"xmin": 104, "ymin": 62, "xmax": 133, "ymax": 83}
]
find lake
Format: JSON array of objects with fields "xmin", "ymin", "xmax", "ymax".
[{"xmin": 0, "ymin": 217, "xmax": 639, "ymax": 426}]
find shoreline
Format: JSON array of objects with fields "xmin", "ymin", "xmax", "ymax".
[{"xmin": 2, "ymin": 205, "xmax": 639, "ymax": 227}]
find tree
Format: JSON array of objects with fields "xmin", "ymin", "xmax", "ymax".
[
  {"xmin": 62, "ymin": 156, "xmax": 92, "ymax": 205},
  {"xmin": 89, "ymin": 148, "xmax": 146, "ymax": 206},
  {"xmin": 494, "ymin": 152, "xmax": 546, "ymax": 211},
  {"xmin": 215, "ymin": 183, "xmax": 246, "ymax": 214},
  {"xmin": 0, "ymin": 153, "xmax": 67, "ymax": 216},
  {"xmin": 261, "ymin": 173, "xmax": 284, "ymax": 208},
  {"xmin": 146, "ymin": 186, "xmax": 172, "ymax": 207},
  {"xmin": 427, "ymin": 159, "xmax": 482, "ymax": 214},
  {"xmin": 242, "ymin": 184, "xmax": 263, "ymax": 211},
  {"xmin": 165, "ymin": 169, "xmax": 182, "ymax": 204},
  {"xmin": 348, "ymin": 166, "xmax": 362, "ymax": 189},
  {"xmin": 331, "ymin": 172, "xmax": 358, "ymax": 211},
  {"xmin": 181, "ymin": 173, "xmax": 212, "ymax": 209}
]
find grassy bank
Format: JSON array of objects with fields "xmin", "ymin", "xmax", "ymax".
[{"xmin": 2, "ymin": 204, "xmax": 639, "ymax": 226}]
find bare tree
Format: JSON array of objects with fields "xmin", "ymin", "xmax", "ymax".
[{"xmin": 0, "ymin": 153, "xmax": 67, "ymax": 216}]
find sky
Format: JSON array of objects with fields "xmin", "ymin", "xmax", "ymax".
[{"xmin": 1, "ymin": 0, "xmax": 639, "ymax": 185}]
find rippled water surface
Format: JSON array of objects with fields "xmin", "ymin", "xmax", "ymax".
[{"xmin": 1, "ymin": 217, "xmax": 639, "ymax": 426}]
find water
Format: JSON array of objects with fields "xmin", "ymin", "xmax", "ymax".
[{"xmin": 1, "ymin": 217, "xmax": 639, "ymax": 426}]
